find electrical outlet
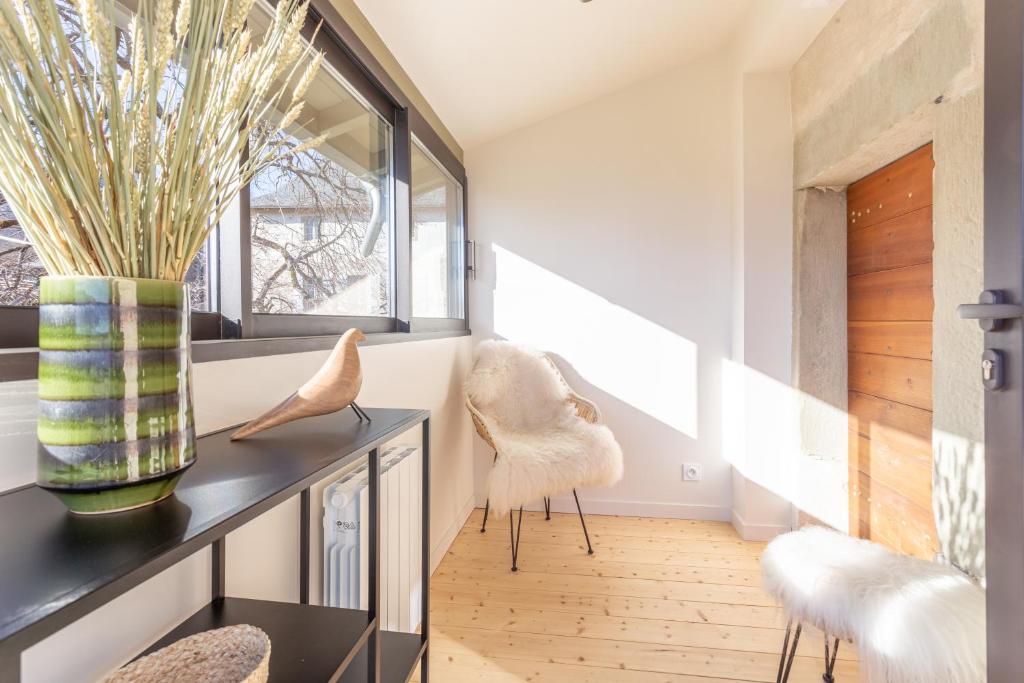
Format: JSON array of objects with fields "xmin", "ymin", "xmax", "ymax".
[{"xmin": 683, "ymin": 463, "xmax": 702, "ymax": 481}]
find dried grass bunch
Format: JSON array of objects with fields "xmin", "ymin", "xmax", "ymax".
[{"xmin": 0, "ymin": 0, "xmax": 323, "ymax": 279}]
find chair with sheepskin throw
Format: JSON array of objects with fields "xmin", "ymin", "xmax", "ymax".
[
  {"xmin": 761, "ymin": 526, "xmax": 985, "ymax": 683},
  {"xmin": 465, "ymin": 340, "xmax": 624, "ymax": 571}
]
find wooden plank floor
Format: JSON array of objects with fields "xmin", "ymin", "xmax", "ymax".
[{"xmin": 415, "ymin": 510, "xmax": 859, "ymax": 682}]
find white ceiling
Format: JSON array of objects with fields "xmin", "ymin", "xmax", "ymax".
[{"xmin": 353, "ymin": 0, "xmax": 756, "ymax": 150}]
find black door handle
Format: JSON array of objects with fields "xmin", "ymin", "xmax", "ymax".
[{"xmin": 958, "ymin": 291, "xmax": 1024, "ymax": 330}]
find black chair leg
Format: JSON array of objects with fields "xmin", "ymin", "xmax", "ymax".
[
  {"xmin": 482, "ymin": 451, "xmax": 497, "ymax": 533},
  {"xmin": 572, "ymin": 489, "xmax": 593, "ymax": 555},
  {"xmin": 509, "ymin": 506, "xmax": 523, "ymax": 571},
  {"xmin": 775, "ymin": 619, "xmax": 802, "ymax": 683},
  {"xmin": 543, "ymin": 497, "xmax": 551, "ymax": 520}
]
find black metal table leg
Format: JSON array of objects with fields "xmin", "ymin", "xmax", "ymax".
[
  {"xmin": 367, "ymin": 447, "xmax": 382, "ymax": 683},
  {"xmin": 300, "ymin": 488, "xmax": 310, "ymax": 604},
  {"xmin": 421, "ymin": 418, "xmax": 431, "ymax": 683},
  {"xmin": 0, "ymin": 638, "xmax": 21, "ymax": 682},
  {"xmin": 211, "ymin": 537, "xmax": 226, "ymax": 601}
]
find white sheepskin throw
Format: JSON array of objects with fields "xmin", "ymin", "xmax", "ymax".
[
  {"xmin": 762, "ymin": 526, "xmax": 985, "ymax": 683},
  {"xmin": 465, "ymin": 340, "xmax": 623, "ymax": 516}
]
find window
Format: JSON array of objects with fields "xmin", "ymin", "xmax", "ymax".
[
  {"xmin": 411, "ymin": 141, "xmax": 465, "ymax": 319},
  {"xmin": 243, "ymin": 0, "xmax": 396, "ymax": 327},
  {"xmin": 0, "ymin": 0, "xmax": 467, "ymax": 358},
  {"xmin": 249, "ymin": 104, "xmax": 393, "ymax": 317},
  {"xmin": 0, "ymin": 195, "xmax": 214, "ymax": 311},
  {"xmin": 0, "ymin": 3, "xmax": 213, "ymax": 312},
  {"xmin": 184, "ymin": 242, "xmax": 214, "ymax": 312}
]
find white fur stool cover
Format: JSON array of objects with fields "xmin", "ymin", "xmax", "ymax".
[
  {"xmin": 465, "ymin": 341, "xmax": 623, "ymax": 516},
  {"xmin": 762, "ymin": 527, "xmax": 985, "ymax": 683}
]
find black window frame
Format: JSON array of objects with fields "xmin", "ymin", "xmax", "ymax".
[{"xmin": 0, "ymin": 0, "xmax": 469, "ymax": 364}]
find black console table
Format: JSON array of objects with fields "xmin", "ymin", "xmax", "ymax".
[{"xmin": 0, "ymin": 407, "xmax": 431, "ymax": 683}]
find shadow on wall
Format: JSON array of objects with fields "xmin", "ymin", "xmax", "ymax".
[
  {"xmin": 545, "ymin": 350, "xmax": 698, "ymax": 508},
  {"xmin": 934, "ymin": 432, "xmax": 985, "ymax": 580},
  {"xmin": 471, "ymin": 242, "xmax": 732, "ymax": 518}
]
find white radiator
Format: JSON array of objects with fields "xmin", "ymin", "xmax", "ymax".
[{"xmin": 322, "ymin": 445, "xmax": 421, "ymax": 633}]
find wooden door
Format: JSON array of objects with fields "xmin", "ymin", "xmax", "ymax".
[{"xmin": 847, "ymin": 144, "xmax": 937, "ymax": 558}]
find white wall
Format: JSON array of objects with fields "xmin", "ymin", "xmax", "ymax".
[
  {"xmin": 467, "ymin": 55, "xmax": 737, "ymax": 520},
  {"xmin": 464, "ymin": 48, "xmax": 807, "ymax": 539},
  {"xmin": 6, "ymin": 336, "xmax": 473, "ymax": 682},
  {"xmin": 726, "ymin": 71, "xmax": 799, "ymax": 540}
]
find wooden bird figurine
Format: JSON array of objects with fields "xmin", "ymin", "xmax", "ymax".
[{"xmin": 231, "ymin": 328, "xmax": 370, "ymax": 440}]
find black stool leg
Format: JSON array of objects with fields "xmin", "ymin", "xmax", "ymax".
[
  {"xmin": 776, "ymin": 619, "xmax": 793, "ymax": 683},
  {"xmin": 776, "ymin": 619, "xmax": 802, "ymax": 683},
  {"xmin": 509, "ymin": 506, "xmax": 523, "ymax": 571},
  {"xmin": 572, "ymin": 489, "xmax": 594, "ymax": 555},
  {"xmin": 544, "ymin": 497, "xmax": 551, "ymax": 520},
  {"xmin": 822, "ymin": 633, "xmax": 840, "ymax": 683}
]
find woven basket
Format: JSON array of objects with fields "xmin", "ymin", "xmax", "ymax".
[{"xmin": 105, "ymin": 625, "xmax": 270, "ymax": 683}]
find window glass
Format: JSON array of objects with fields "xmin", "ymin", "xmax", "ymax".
[
  {"xmin": 184, "ymin": 240, "xmax": 212, "ymax": 312},
  {"xmin": 248, "ymin": 38, "xmax": 393, "ymax": 317},
  {"xmin": 411, "ymin": 142, "xmax": 464, "ymax": 319},
  {"xmin": 0, "ymin": 192, "xmax": 45, "ymax": 306}
]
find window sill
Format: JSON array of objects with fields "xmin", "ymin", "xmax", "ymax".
[{"xmin": 0, "ymin": 329, "xmax": 470, "ymax": 382}]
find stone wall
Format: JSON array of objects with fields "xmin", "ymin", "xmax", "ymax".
[{"xmin": 790, "ymin": 0, "xmax": 985, "ymax": 578}]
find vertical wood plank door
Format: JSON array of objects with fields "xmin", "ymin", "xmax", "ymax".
[{"xmin": 847, "ymin": 144, "xmax": 937, "ymax": 558}]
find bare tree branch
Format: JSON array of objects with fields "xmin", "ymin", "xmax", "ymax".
[{"xmin": 249, "ymin": 122, "xmax": 390, "ymax": 316}]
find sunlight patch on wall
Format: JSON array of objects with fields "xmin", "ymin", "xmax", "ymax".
[
  {"xmin": 723, "ymin": 357, "xmax": 848, "ymax": 531},
  {"xmin": 722, "ymin": 358, "xmax": 797, "ymax": 499},
  {"xmin": 492, "ymin": 244, "xmax": 698, "ymax": 437}
]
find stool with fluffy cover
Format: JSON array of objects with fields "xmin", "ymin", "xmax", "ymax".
[
  {"xmin": 761, "ymin": 526, "xmax": 985, "ymax": 683},
  {"xmin": 466, "ymin": 340, "xmax": 623, "ymax": 570}
]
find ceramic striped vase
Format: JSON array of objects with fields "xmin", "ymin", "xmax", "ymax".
[{"xmin": 36, "ymin": 276, "xmax": 196, "ymax": 514}]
